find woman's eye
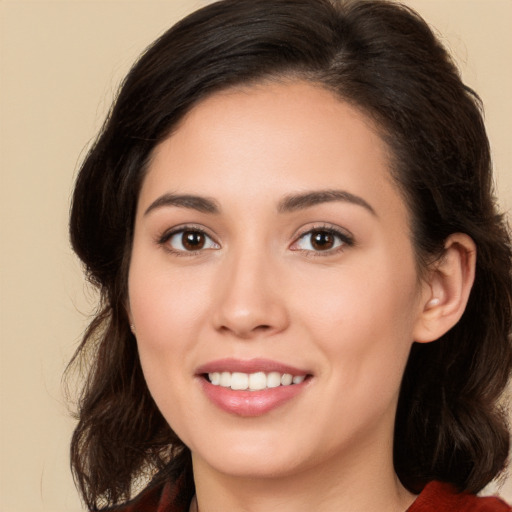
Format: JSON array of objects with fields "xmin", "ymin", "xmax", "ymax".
[
  {"xmin": 293, "ymin": 229, "xmax": 350, "ymax": 253},
  {"xmin": 165, "ymin": 230, "xmax": 219, "ymax": 252}
]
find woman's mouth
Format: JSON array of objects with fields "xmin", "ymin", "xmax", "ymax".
[{"xmin": 197, "ymin": 359, "xmax": 312, "ymax": 417}]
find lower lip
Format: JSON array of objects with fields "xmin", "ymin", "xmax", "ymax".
[{"xmin": 199, "ymin": 378, "xmax": 309, "ymax": 417}]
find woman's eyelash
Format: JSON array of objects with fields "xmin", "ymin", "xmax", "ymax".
[
  {"xmin": 291, "ymin": 226, "xmax": 354, "ymax": 255},
  {"xmin": 157, "ymin": 226, "xmax": 219, "ymax": 254},
  {"xmin": 156, "ymin": 224, "xmax": 353, "ymax": 256}
]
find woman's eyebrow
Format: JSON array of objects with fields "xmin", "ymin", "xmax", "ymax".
[
  {"xmin": 278, "ymin": 189, "xmax": 377, "ymax": 216},
  {"xmin": 144, "ymin": 193, "xmax": 220, "ymax": 215}
]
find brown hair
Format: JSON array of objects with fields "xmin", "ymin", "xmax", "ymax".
[{"xmin": 68, "ymin": 0, "xmax": 512, "ymax": 509}]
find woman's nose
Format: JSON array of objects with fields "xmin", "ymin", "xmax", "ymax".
[{"xmin": 211, "ymin": 251, "xmax": 290, "ymax": 339}]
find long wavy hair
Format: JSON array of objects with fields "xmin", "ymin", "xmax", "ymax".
[{"xmin": 68, "ymin": 0, "xmax": 512, "ymax": 509}]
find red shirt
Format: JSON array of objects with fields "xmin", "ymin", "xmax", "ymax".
[
  {"xmin": 109, "ymin": 478, "xmax": 511, "ymax": 511},
  {"xmin": 408, "ymin": 481, "xmax": 511, "ymax": 512}
]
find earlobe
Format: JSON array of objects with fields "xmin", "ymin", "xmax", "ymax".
[{"xmin": 413, "ymin": 233, "xmax": 476, "ymax": 343}]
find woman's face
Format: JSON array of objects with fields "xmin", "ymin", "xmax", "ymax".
[{"xmin": 128, "ymin": 81, "xmax": 430, "ymax": 480}]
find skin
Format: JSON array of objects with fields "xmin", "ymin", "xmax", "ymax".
[{"xmin": 128, "ymin": 81, "xmax": 475, "ymax": 512}]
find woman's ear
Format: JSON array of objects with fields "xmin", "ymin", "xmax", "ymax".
[{"xmin": 413, "ymin": 233, "xmax": 476, "ymax": 343}]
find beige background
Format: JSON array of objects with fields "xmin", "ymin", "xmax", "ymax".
[{"xmin": 0, "ymin": 1, "xmax": 511, "ymax": 511}]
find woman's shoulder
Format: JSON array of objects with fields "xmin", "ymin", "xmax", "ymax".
[{"xmin": 408, "ymin": 481, "xmax": 511, "ymax": 512}]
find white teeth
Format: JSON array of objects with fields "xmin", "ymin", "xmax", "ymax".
[
  {"xmin": 281, "ymin": 373, "xmax": 293, "ymax": 385},
  {"xmin": 207, "ymin": 371, "xmax": 307, "ymax": 390},
  {"xmin": 220, "ymin": 371, "xmax": 231, "ymax": 387},
  {"xmin": 249, "ymin": 372, "xmax": 267, "ymax": 390},
  {"xmin": 209, "ymin": 372, "xmax": 221, "ymax": 385},
  {"xmin": 230, "ymin": 372, "xmax": 249, "ymax": 390},
  {"xmin": 267, "ymin": 372, "xmax": 282, "ymax": 388}
]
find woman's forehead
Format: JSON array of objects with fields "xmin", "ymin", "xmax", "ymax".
[{"xmin": 137, "ymin": 80, "xmax": 409, "ymax": 233}]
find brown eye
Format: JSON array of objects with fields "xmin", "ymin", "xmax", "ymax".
[
  {"xmin": 292, "ymin": 227, "xmax": 352, "ymax": 254},
  {"xmin": 182, "ymin": 231, "xmax": 206, "ymax": 250},
  {"xmin": 165, "ymin": 229, "xmax": 219, "ymax": 253},
  {"xmin": 310, "ymin": 230, "xmax": 335, "ymax": 250}
]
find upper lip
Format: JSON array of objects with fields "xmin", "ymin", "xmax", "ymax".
[{"xmin": 196, "ymin": 358, "xmax": 310, "ymax": 376}]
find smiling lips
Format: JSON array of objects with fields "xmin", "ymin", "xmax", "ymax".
[{"xmin": 197, "ymin": 359, "xmax": 311, "ymax": 417}]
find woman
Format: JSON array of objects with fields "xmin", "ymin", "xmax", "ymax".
[{"xmin": 68, "ymin": 0, "xmax": 512, "ymax": 511}]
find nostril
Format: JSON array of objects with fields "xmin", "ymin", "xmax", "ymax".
[
  {"xmin": 254, "ymin": 324, "xmax": 271, "ymax": 331},
  {"xmin": 218, "ymin": 323, "xmax": 273, "ymax": 338}
]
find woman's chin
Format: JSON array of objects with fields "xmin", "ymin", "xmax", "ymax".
[{"xmin": 191, "ymin": 445, "xmax": 315, "ymax": 482}]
